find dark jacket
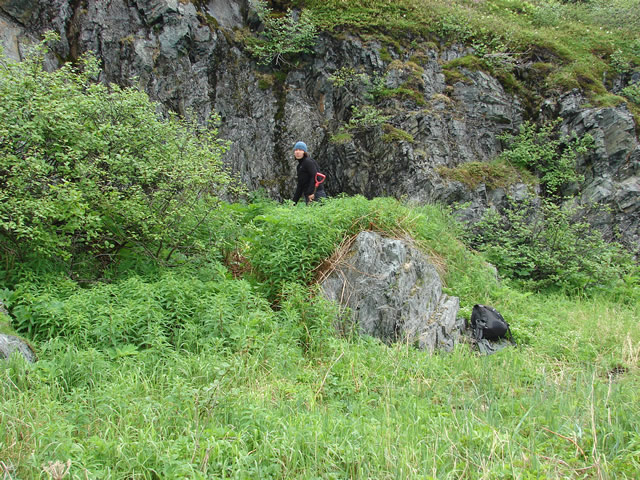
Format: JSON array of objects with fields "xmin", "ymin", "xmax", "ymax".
[{"xmin": 293, "ymin": 155, "xmax": 325, "ymax": 204}]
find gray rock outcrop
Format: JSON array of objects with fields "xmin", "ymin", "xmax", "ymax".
[
  {"xmin": 0, "ymin": 334, "xmax": 37, "ymax": 363},
  {"xmin": 552, "ymin": 91, "xmax": 640, "ymax": 251},
  {"xmin": 1, "ymin": 300, "xmax": 37, "ymax": 362},
  {"xmin": 321, "ymin": 231, "xmax": 463, "ymax": 352}
]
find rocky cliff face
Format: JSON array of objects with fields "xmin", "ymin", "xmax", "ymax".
[
  {"xmin": 549, "ymin": 91, "xmax": 640, "ymax": 250},
  {"xmin": 2, "ymin": 0, "xmax": 638, "ymax": 253}
]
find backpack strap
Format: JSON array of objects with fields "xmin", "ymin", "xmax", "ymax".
[{"xmin": 505, "ymin": 324, "xmax": 516, "ymax": 345}]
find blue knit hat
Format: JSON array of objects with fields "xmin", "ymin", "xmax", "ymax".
[{"xmin": 293, "ymin": 141, "xmax": 308, "ymax": 153}]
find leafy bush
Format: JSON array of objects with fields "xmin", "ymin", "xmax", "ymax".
[
  {"xmin": 330, "ymin": 105, "xmax": 391, "ymax": 143},
  {"xmin": 246, "ymin": 0, "xmax": 318, "ymax": 66},
  {"xmin": 327, "ymin": 67, "xmax": 371, "ymax": 89},
  {"xmin": 621, "ymin": 82, "xmax": 640, "ymax": 105},
  {"xmin": 0, "ymin": 34, "xmax": 239, "ymax": 277},
  {"xmin": 465, "ymin": 196, "xmax": 637, "ymax": 296},
  {"xmin": 244, "ymin": 197, "xmax": 369, "ymax": 298},
  {"xmin": 497, "ymin": 120, "xmax": 594, "ymax": 195}
]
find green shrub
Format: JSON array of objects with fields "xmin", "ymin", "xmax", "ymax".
[
  {"xmin": 330, "ymin": 105, "xmax": 391, "ymax": 146},
  {"xmin": 327, "ymin": 67, "xmax": 370, "ymax": 90},
  {"xmin": 7, "ymin": 262, "xmax": 281, "ymax": 352},
  {"xmin": 0, "ymin": 34, "xmax": 239, "ymax": 277},
  {"xmin": 498, "ymin": 119, "xmax": 594, "ymax": 195},
  {"xmin": 465, "ymin": 196, "xmax": 637, "ymax": 296},
  {"xmin": 347, "ymin": 105, "xmax": 390, "ymax": 129},
  {"xmin": 246, "ymin": 0, "xmax": 318, "ymax": 66},
  {"xmin": 621, "ymin": 82, "xmax": 640, "ymax": 105},
  {"xmin": 244, "ymin": 198, "xmax": 359, "ymax": 298}
]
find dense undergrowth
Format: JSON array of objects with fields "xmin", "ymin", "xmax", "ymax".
[{"xmin": 2, "ymin": 196, "xmax": 639, "ymax": 479}]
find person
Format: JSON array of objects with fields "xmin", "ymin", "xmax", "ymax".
[{"xmin": 292, "ymin": 141, "xmax": 326, "ymax": 204}]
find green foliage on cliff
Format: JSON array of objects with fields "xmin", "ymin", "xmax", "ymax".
[
  {"xmin": 246, "ymin": 0, "xmax": 318, "ymax": 65},
  {"xmin": 456, "ymin": 120, "xmax": 635, "ymax": 295},
  {"xmin": 301, "ymin": 0, "xmax": 639, "ymax": 108},
  {"xmin": 622, "ymin": 82, "xmax": 640, "ymax": 105},
  {"xmin": 498, "ymin": 119, "xmax": 594, "ymax": 195},
  {"xmin": 437, "ymin": 159, "xmax": 534, "ymax": 190},
  {"xmin": 466, "ymin": 196, "xmax": 637, "ymax": 295}
]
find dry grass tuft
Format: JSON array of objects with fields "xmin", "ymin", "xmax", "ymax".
[{"xmin": 42, "ymin": 460, "xmax": 71, "ymax": 480}]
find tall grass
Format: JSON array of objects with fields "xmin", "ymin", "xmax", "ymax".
[
  {"xmin": 3, "ymin": 311, "xmax": 638, "ymax": 478},
  {"xmin": 2, "ymin": 197, "xmax": 638, "ymax": 478}
]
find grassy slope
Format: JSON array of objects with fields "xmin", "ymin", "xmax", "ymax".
[
  {"xmin": 2, "ymin": 1, "xmax": 640, "ymax": 478},
  {"xmin": 1, "ymin": 197, "xmax": 639, "ymax": 478}
]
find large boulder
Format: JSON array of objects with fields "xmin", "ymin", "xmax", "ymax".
[{"xmin": 321, "ymin": 231, "xmax": 463, "ymax": 352}]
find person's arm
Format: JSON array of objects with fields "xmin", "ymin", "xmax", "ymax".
[{"xmin": 293, "ymin": 164, "xmax": 306, "ymax": 204}]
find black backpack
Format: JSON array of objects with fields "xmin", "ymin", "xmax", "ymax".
[{"xmin": 470, "ymin": 304, "xmax": 514, "ymax": 342}]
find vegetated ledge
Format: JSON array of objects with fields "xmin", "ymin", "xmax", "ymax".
[{"xmin": 437, "ymin": 160, "xmax": 537, "ymax": 191}]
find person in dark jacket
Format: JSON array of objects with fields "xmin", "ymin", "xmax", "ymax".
[{"xmin": 292, "ymin": 141, "xmax": 326, "ymax": 204}]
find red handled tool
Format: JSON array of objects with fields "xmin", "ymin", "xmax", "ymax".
[
  {"xmin": 314, "ymin": 172, "xmax": 326, "ymax": 190},
  {"xmin": 312, "ymin": 172, "xmax": 326, "ymax": 197}
]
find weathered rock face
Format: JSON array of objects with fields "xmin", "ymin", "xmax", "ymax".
[
  {"xmin": 1, "ymin": 301, "xmax": 36, "ymax": 362},
  {"xmin": 0, "ymin": 333, "xmax": 37, "ymax": 363},
  {"xmin": 1, "ymin": 0, "xmax": 638, "ymax": 253},
  {"xmin": 548, "ymin": 91, "xmax": 640, "ymax": 251},
  {"xmin": 321, "ymin": 231, "xmax": 463, "ymax": 352}
]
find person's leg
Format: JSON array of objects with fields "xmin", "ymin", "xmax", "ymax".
[{"xmin": 314, "ymin": 190, "xmax": 327, "ymax": 202}]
